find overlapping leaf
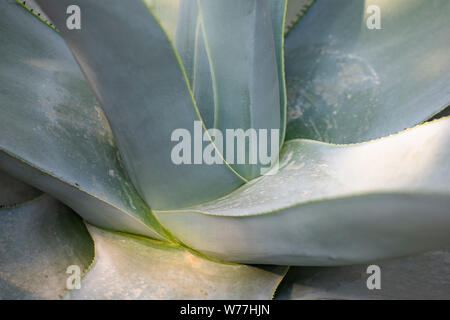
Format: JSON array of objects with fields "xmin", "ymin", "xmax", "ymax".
[
  {"xmin": 0, "ymin": 175, "xmax": 286, "ymax": 300},
  {"xmin": 275, "ymin": 250, "xmax": 450, "ymax": 300},
  {"xmin": 0, "ymin": 195, "xmax": 94, "ymax": 299},
  {"xmin": 36, "ymin": 0, "xmax": 246, "ymax": 210},
  {"xmin": 175, "ymin": 0, "xmax": 283, "ymax": 179},
  {"xmin": 156, "ymin": 118, "xmax": 450, "ymax": 265},
  {"xmin": 0, "ymin": 0, "xmax": 166, "ymax": 239},
  {"xmin": 285, "ymin": 0, "xmax": 450, "ymax": 143},
  {"xmin": 65, "ymin": 225, "xmax": 287, "ymax": 300}
]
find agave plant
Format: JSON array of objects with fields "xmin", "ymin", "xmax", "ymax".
[{"xmin": 1, "ymin": 0, "xmax": 449, "ymax": 300}]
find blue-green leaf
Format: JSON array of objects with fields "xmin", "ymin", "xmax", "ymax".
[
  {"xmin": 285, "ymin": 0, "xmax": 450, "ymax": 143},
  {"xmin": 0, "ymin": 195, "xmax": 94, "ymax": 299},
  {"xmin": 0, "ymin": 0, "xmax": 167, "ymax": 239},
  {"xmin": 36, "ymin": 0, "xmax": 245, "ymax": 210},
  {"xmin": 156, "ymin": 117, "xmax": 450, "ymax": 265},
  {"xmin": 175, "ymin": 0, "xmax": 282, "ymax": 179},
  {"xmin": 65, "ymin": 225, "xmax": 287, "ymax": 300}
]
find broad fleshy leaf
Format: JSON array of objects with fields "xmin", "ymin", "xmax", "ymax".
[
  {"xmin": 0, "ymin": 170, "xmax": 42, "ymax": 207},
  {"xmin": 175, "ymin": 0, "xmax": 215, "ymax": 127},
  {"xmin": 36, "ymin": 0, "xmax": 246, "ymax": 210},
  {"xmin": 174, "ymin": 0, "xmax": 199, "ymax": 87},
  {"xmin": 0, "ymin": 195, "xmax": 94, "ymax": 299},
  {"xmin": 65, "ymin": 225, "xmax": 287, "ymax": 300},
  {"xmin": 275, "ymin": 250, "xmax": 450, "ymax": 300},
  {"xmin": 156, "ymin": 117, "xmax": 450, "ymax": 265},
  {"xmin": 0, "ymin": 0, "xmax": 167, "ymax": 239},
  {"xmin": 285, "ymin": 0, "xmax": 450, "ymax": 143},
  {"xmin": 175, "ymin": 0, "xmax": 282, "ymax": 179}
]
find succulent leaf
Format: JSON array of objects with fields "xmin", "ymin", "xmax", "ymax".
[
  {"xmin": 0, "ymin": 195, "xmax": 94, "ymax": 299},
  {"xmin": 0, "ymin": 0, "xmax": 167, "ymax": 239},
  {"xmin": 2, "ymin": 0, "xmax": 449, "ymax": 300},
  {"xmin": 285, "ymin": 0, "xmax": 450, "ymax": 144},
  {"xmin": 65, "ymin": 224, "xmax": 288, "ymax": 300},
  {"xmin": 275, "ymin": 250, "xmax": 450, "ymax": 300},
  {"xmin": 175, "ymin": 0, "xmax": 200, "ymax": 89},
  {"xmin": 155, "ymin": 118, "xmax": 450, "ymax": 265},
  {"xmin": 175, "ymin": 0, "xmax": 216, "ymax": 131},
  {"xmin": 175, "ymin": 0, "xmax": 283, "ymax": 180},
  {"xmin": 35, "ymin": 0, "xmax": 246, "ymax": 210}
]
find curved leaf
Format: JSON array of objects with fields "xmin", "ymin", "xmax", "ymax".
[
  {"xmin": 155, "ymin": 117, "xmax": 450, "ymax": 265},
  {"xmin": 0, "ymin": 1, "xmax": 166, "ymax": 239},
  {"xmin": 65, "ymin": 225, "xmax": 287, "ymax": 300},
  {"xmin": 175, "ymin": 0, "xmax": 282, "ymax": 179},
  {"xmin": 275, "ymin": 250, "xmax": 450, "ymax": 299},
  {"xmin": 0, "ymin": 169, "xmax": 42, "ymax": 207},
  {"xmin": 175, "ymin": 0, "xmax": 215, "ymax": 128},
  {"xmin": 174, "ymin": 0, "xmax": 200, "ymax": 87},
  {"xmin": 176, "ymin": 0, "xmax": 287, "ymax": 142},
  {"xmin": 36, "ymin": 0, "xmax": 245, "ymax": 210},
  {"xmin": 285, "ymin": 0, "xmax": 450, "ymax": 143},
  {"xmin": 0, "ymin": 195, "xmax": 94, "ymax": 299}
]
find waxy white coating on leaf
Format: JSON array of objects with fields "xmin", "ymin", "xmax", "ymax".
[
  {"xmin": 0, "ymin": 0, "xmax": 166, "ymax": 239},
  {"xmin": 156, "ymin": 118, "xmax": 450, "ymax": 265},
  {"xmin": 176, "ymin": 0, "xmax": 282, "ymax": 180},
  {"xmin": 65, "ymin": 225, "xmax": 287, "ymax": 300},
  {"xmin": 35, "ymin": 0, "xmax": 247, "ymax": 210},
  {"xmin": 285, "ymin": 0, "xmax": 450, "ymax": 143},
  {"xmin": 0, "ymin": 196, "xmax": 94, "ymax": 299}
]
